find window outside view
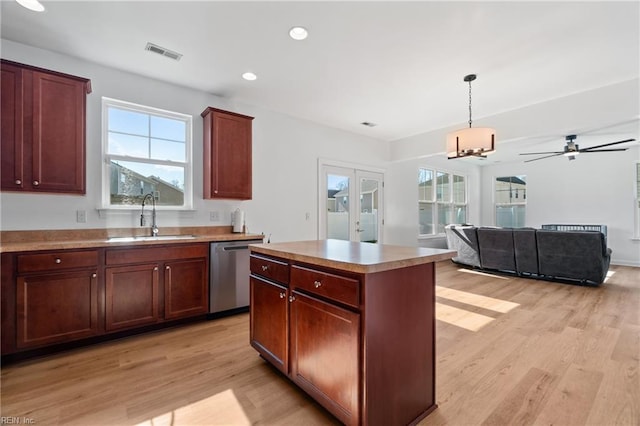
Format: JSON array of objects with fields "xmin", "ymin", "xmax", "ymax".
[
  {"xmin": 495, "ymin": 175, "xmax": 526, "ymax": 227},
  {"xmin": 419, "ymin": 168, "xmax": 467, "ymax": 235},
  {"xmin": 104, "ymin": 98, "xmax": 191, "ymax": 207}
]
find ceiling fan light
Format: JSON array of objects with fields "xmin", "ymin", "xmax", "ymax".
[
  {"xmin": 446, "ymin": 127, "xmax": 496, "ymax": 159},
  {"xmin": 15, "ymin": 0, "xmax": 45, "ymax": 12}
]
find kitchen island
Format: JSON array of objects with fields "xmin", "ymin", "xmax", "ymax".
[{"xmin": 249, "ymin": 239, "xmax": 455, "ymax": 426}]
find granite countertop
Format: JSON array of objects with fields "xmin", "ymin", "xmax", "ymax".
[
  {"xmin": 0, "ymin": 226, "xmax": 264, "ymax": 253},
  {"xmin": 250, "ymin": 239, "xmax": 456, "ymax": 274}
]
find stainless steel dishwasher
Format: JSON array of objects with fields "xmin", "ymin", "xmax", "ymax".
[{"xmin": 209, "ymin": 239, "xmax": 263, "ymax": 315}]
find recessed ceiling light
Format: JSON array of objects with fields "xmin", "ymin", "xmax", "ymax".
[
  {"xmin": 15, "ymin": 0, "xmax": 45, "ymax": 12},
  {"xmin": 242, "ymin": 72, "xmax": 257, "ymax": 81},
  {"xmin": 289, "ymin": 26, "xmax": 308, "ymax": 41}
]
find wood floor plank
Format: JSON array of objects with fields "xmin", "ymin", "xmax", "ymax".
[{"xmin": 1, "ymin": 261, "xmax": 638, "ymax": 426}]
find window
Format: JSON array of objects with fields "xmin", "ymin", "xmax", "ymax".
[
  {"xmin": 102, "ymin": 98, "xmax": 192, "ymax": 208},
  {"xmin": 419, "ymin": 168, "xmax": 467, "ymax": 236},
  {"xmin": 495, "ymin": 175, "xmax": 526, "ymax": 227}
]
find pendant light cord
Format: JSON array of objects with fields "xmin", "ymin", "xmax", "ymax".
[{"xmin": 468, "ymin": 79, "xmax": 473, "ymax": 128}]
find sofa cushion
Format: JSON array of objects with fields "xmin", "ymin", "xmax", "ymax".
[
  {"xmin": 477, "ymin": 228, "xmax": 516, "ymax": 272},
  {"xmin": 513, "ymin": 228, "xmax": 538, "ymax": 274},
  {"xmin": 536, "ymin": 230, "xmax": 611, "ymax": 284}
]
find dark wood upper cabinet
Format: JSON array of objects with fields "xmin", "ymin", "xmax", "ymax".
[
  {"xmin": 0, "ymin": 59, "xmax": 91, "ymax": 194},
  {"xmin": 201, "ymin": 107, "xmax": 253, "ymax": 200}
]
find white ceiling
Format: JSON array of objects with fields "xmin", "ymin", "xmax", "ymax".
[{"xmin": 1, "ymin": 0, "xmax": 639, "ymax": 152}]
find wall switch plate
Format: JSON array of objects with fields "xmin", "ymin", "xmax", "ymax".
[
  {"xmin": 76, "ymin": 210, "xmax": 87, "ymax": 223},
  {"xmin": 210, "ymin": 211, "xmax": 220, "ymax": 221}
]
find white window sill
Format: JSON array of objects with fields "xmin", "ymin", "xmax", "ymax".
[
  {"xmin": 418, "ymin": 234, "xmax": 446, "ymax": 240},
  {"xmin": 97, "ymin": 208, "xmax": 196, "ymax": 218}
]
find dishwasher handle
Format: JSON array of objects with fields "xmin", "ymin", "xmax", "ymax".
[{"xmin": 221, "ymin": 245, "xmax": 250, "ymax": 251}]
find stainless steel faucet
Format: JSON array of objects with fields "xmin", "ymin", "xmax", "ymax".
[{"xmin": 141, "ymin": 193, "xmax": 159, "ymax": 237}]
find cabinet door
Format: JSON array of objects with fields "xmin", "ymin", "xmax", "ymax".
[
  {"xmin": 30, "ymin": 70, "xmax": 86, "ymax": 193},
  {"xmin": 202, "ymin": 108, "xmax": 253, "ymax": 200},
  {"xmin": 1, "ymin": 62, "xmax": 24, "ymax": 191},
  {"xmin": 105, "ymin": 264, "xmax": 159, "ymax": 331},
  {"xmin": 290, "ymin": 291, "xmax": 360, "ymax": 426},
  {"xmin": 16, "ymin": 270, "xmax": 98, "ymax": 348},
  {"xmin": 250, "ymin": 275, "xmax": 288, "ymax": 373},
  {"xmin": 164, "ymin": 258, "xmax": 208, "ymax": 320}
]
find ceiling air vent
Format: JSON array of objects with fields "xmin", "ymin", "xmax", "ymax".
[
  {"xmin": 145, "ymin": 42, "xmax": 183, "ymax": 61},
  {"xmin": 361, "ymin": 122, "xmax": 377, "ymax": 127}
]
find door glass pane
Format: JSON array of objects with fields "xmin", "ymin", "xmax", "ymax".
[
  {"xmin": 496, "ymin": 205, "xmax": 526, "ymax": 227},
  {"xmin": 327, "ymin": 174, "xmax": 350, "ymax": 240},
  {"xmin": 359, "ymin": 178, "xmax": 379, "ymax": 243}
]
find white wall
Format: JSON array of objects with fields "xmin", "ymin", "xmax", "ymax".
[
  {"xmin": 384, "ymin": 154, "xmax": 482, "ymax": 249},
  {"xmin": 0, "ymin": 40, "xmax": 389, "ymax": 243},
  {"xmin": 479, "ymin": 145, "xmax": 640, "ymax": 266}
]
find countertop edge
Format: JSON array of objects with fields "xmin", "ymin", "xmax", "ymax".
[
  {"xmin": 0, "ymin": 233, "xmax": 265, "ymax": 253},
  {"xmin": 250, "ymin": 244, "xmax": 456, "ymax": 274}
]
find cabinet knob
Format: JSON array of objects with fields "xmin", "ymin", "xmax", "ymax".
[
  {"xmin": 289, "ymin": 295, "xmax": 296, "ymax": 303},
  {"xmin": 214, "ymin": 190, "xmax": 218, "ymax": 194},
  {"xmin": 314, "ymin": 280, "xmax": 322, "ymax": 288},
  {"xmin": 55, "ymin": 258, "xmax": 62, "ymax": 264},
  {"xmin": 92, "ymin": 273, "xmax": 97, "ymax": 278},
  {"xmin": 33, "ymin": 180, "xmax": 40, "ymax": 186},
  {"xmin": 166, "ymin": 266, "xmax": 170, "ymax": 270},
  {"xmin": 261, "ymin": 265, "xmax": 269, "ymax": 271},
  {"xmin": 15, "ymin": 179, "xmax": 22, "ymax": 185},
  {"xmin": 279, "ymin": 292, "xmax": 285, "ymax": 299},
  {"xmin": 154, "ymin": 267, "xmax": 158, "ymax": 271}
]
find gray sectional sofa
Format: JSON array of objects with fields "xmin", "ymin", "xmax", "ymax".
[{"xmin": 445, "ymin": 225, "xmax": 612, "ymax": 285}]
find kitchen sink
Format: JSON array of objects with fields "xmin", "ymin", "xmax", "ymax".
[{"xmin": 107, "ymin": 235, "xmax": 198, "ymax": 242}]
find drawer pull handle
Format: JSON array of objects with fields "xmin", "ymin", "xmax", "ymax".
[
  {"xmin": 279, "ymin": 292, "xmax": 285, "ymax": 299},
  {"xmin": 55, "ymin": 258, "xmax": 62, "ymax": 264},
  {"xmin": 261, "ymin": 265, "xmax": 269, "ymax": 271},
  {"xmin": 314, "ymin": 280, "xmax": 322, "ymax": 288},
  {"xmin": 289, "ymin": 295, "xmax": 296, "ymax": 303},
  {"xmin": 15, "ymin": 179, "xmax": 22, "ymax": 185}
]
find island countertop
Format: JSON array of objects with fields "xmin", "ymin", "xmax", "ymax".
[{"xmin": 250, "ymin": 239, "xmax": 456, "ymax": 274}]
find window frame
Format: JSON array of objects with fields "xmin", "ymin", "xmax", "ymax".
[
  {"xmin": 635, "ymin": 162, "xmax": 640, "ymax": 239},
  {"xmin": 418, "ymin": 167, "xmax": 468, "ymax": 237},
  {"xmin": 101, "ymin": 97, "xmax": 193, "ymax": 210}
]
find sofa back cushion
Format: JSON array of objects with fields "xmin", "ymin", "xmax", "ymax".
[
  {"xmin": 513, "ymin": 228, "xmax": 538, "ymax": 274},
  {"xmin": 477, "ymin": 228, "xmax": 516, "ymax": 272},
  {"xmin": 536, "ymin": 230, "xmax": 608, "ymax": 283}
]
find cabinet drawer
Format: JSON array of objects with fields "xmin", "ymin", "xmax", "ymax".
[
  {"xmin": 291, "ymin": 265, "xmax": 359, "ymax": 309},
  {"xmin": 17, "ymin": 250, "xmax": 98, "ymax": 273},
  {"xmin": 250, "ymin": 254, "xmax": 289, "ymax": 284}
]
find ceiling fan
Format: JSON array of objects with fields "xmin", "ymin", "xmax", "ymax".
[{"xmin": 519, "ymin": 134, "xmax": 636, "ymax": 162}]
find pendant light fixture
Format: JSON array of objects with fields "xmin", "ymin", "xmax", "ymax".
[{"xmin": 446, "ymin": 74, "xmax": 496, "ymax": 159}]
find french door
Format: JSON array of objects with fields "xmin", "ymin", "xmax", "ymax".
[{"xmin": 319, "ymin": 162, "xmax": 384, "ymax": 243}]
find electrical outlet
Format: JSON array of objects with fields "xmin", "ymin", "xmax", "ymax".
[
  {"xmin": 210, "ymin": 211, "xmax": 220, "ymax": 222},
  {"xmin": 76, "ymin": 210, "xmax": 87, "ymax": 223}
]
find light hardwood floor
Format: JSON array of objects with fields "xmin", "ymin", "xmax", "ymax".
[{"xmin": 2, "ymin": 261, "xmax": 638, "ymax": 425}]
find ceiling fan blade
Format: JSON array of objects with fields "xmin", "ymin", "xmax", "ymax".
[
  {"xmin": 579, "ymin": 148, "xmax": 629, "ymax": 153},
  {"xmin": 523, "ymin": 153, "xmax": 564, "ymax": 163},
  {"xmin": 520, "ymin": 151, "xmax": 564, "ymax": 156},
  {"xmin": 580, "ymin": 138, "xmax": 636, "ymax": 150}
]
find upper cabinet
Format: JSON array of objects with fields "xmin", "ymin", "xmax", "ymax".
[
  {"xmin": 201, "ymin": 107, "xmax": 254, "ymax": 200},
  {"xmin": 1, "ymin": 60, "xmax": 91, "ymax": 194}
]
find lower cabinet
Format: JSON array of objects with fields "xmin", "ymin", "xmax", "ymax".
[
  {"xmin": 250, "ymin": 275, "xmax": 288, "ymax": 373},
  {"xmin": 164, "ymin": 258, "xmax": 209, "ymax": 320},
  {"xmin": 2, "ymin": 243, "xmax": 210, "ymax": 355},
  {"xmin": 17, "ymin": 270, "xmax": 99, "ymax": 349},
  {"xmin": 105, "ymin": 263, "xmax": 160, "ymax": 331},
  {"xmin": 289, "ymin": 291, "xmax": 360, "ymax": 425},
  {"xmin": 13, "ymin": 249, "xmax": 99, "ymax": 349}
]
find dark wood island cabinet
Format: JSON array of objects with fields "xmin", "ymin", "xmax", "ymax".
[{"xmin": 249, "ymin": 239, "xmax": 455, "ymax": 426}]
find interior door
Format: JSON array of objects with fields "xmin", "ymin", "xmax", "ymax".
[{"xmin": 320, "ymin": 164, "xmax": 383, "ymax": 243}]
